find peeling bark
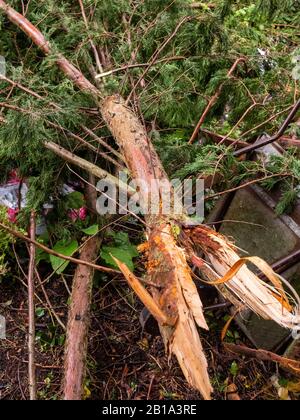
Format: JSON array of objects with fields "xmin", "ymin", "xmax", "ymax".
[{"xmin": 102, "ymin": 97, "xmax": 213, "ymax": 400}]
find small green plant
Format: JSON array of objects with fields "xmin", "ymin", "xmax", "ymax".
[
  {"xmin": 101, "ymin": 231, "xmax": 138, "ymax": 271},
  {"xmin": 0, "ymin": 207, "xmax": 14, "ymax": 278},
  {"xmin": 49, "ymin": 239, "xmax": 78, "ymax": 274},
  {"xmin": 230, "ymin": 361, "xmax": 239, "ymax": 377},
  {"xmin": 36, "ymin": 325, "xmax": 65, "ymax": 351}
]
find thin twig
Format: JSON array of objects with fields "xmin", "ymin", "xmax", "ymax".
[
  {"xmin": 234, "ymin": 98, "xmax": 300, "ymax": 156},
  {"xmin": 34, "ymin": 267, "xmax": 66, "ymax": 331},
  {"xmin": 78, "ymin": 0, "xmax": 103, "ymax": 75},
  {"xmin": 205, "ymin": 173, "xmax": 289, "ymax": 200},
  {"xmin": 224, "ymin": 343, "xmax": 300, "ymax": 376},
  {"xmin": 240, "ymin": 105, "xmax": 295, "ymax": 139},
  {"xmin": 95, "ymin": 56, "xmax": 188, "ymax": 79},
  {"xmin": 81, "ymin": 125, "xmax": 124, "ymax": 162},
  {"xmin": 0, "ymin": 222, "xmax": 119, "ymax": 275},
  {"xmin": 126, "ymin": 16, "xmax": 191, "ymax": 104}
]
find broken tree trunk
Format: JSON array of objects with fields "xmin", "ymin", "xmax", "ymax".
[
  {"xmin": 0, "ymin": 0, "xmax": 212, "ymax": 390},
  {"xmin": 102, "ymin": 96, "xmax": 212, "ymax": 399}
]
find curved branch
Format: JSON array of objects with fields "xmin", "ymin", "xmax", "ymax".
[{"xmin": 0, "ymin": 222, "xmax": 118, "ymax": 275}]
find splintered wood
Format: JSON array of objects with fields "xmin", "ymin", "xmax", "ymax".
[
  {"xmin": 187, "ymin": 226, "xmax": 300, "ymax": 329},
  {"xmin": 103, "ymin": 96, "xmax": 212, "ymax": 400}
]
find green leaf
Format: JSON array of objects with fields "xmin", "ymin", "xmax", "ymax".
[
  {"xmin": 109, "ymin": 231, "xmax": 131, "ymax": 246},
  {"xmin": 230, "ymin": 361, "xmax": 239, "ymax": 377},
  {"xmin": 81, "ymin": 225, "xmax": 99, "ymax": 236},
  {"xmin": 64, "ymin": 191, "xmax": 85, "ymax": 209},
  {"xmin": 36, "ymin": 307, "xmax": 45, "ymax": 318},
  {"xmin": 100, "ymin": 231, "xmax": 138, "ymax": 271},
  {"xmin": 36, "ymin": 247, "xmax": 50, "ymax": 264},
  {"xmin": 101, "ymin": 246, "xmax": 135, "ymax": 271},
  {"xmin": 36, "ymin": 233, "xmax": 50, "ymax": 264},
  {"xmin": 50, "ymin": 240, "xmax": 78, "ymax": 274}
]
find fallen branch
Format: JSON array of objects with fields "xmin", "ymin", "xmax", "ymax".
[
  {"xmin": 0, "ymin": 222, "xmax": 118, "ymax": 275},
  {"xmin": 224, "ymin": 343, "xmax": 300, "ymax": 377},
  {"xmin": 44, "ymin": 141, "xmax": 128, "ymax": 192},
  {"xmin": 0, "ymin": 0, "xmax": 98, "ymax": 97},
  {"xmin": 0, "ymin": 99, "xmax": 122, "ymax": 169},
  {"xmin": 278, "ymin": 136, "xmax": 300, "ymax": 148},
  {"xmin": 0, "ymin": 74, "xmax": 123, "ymax": 162},
  {"xmin": 63, "ymin": 177, "xmax": 102, "ymax": 400},
  {"xmin": 0, "ymin": 100, "xmax": 124, "ymax": 173},
  {"xmin": 234, "ymin": 98, "xmax": 300, "ymax": 157}
]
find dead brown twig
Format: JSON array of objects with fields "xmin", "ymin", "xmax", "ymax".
[
  {"xmin": 234, "ymin": 98, "xmax": 300, "ymax": 157},
  {"xmin": 0, "ymin": 222, "xmax": 118, "ymax": 275},
  {"xmin": 224, "ymin": 343, "xmax": 300, "ymax": 377}
]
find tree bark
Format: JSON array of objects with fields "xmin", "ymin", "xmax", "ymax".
[{"xmin": 63, "ymin": 237, "xmax": 100, "ymax": 400}]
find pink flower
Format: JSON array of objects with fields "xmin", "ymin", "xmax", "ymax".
[
  {"xmin": 7, "ymin": 208, "xmax": 18, "ymax": 223},
  {"xmin": 8, "ymin": 170, "xmax": 22, "ymax": 184},
  {"xmin": 79, "ymin": 207, "xmax": 87, "ymax": 221},
  {"xmin": 67, "ymin": 207, "xmax": 87, "ymax": 222},
  {"xmin": 68, "ymin": 209, "xmax": 79, "ymax": 222}
]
